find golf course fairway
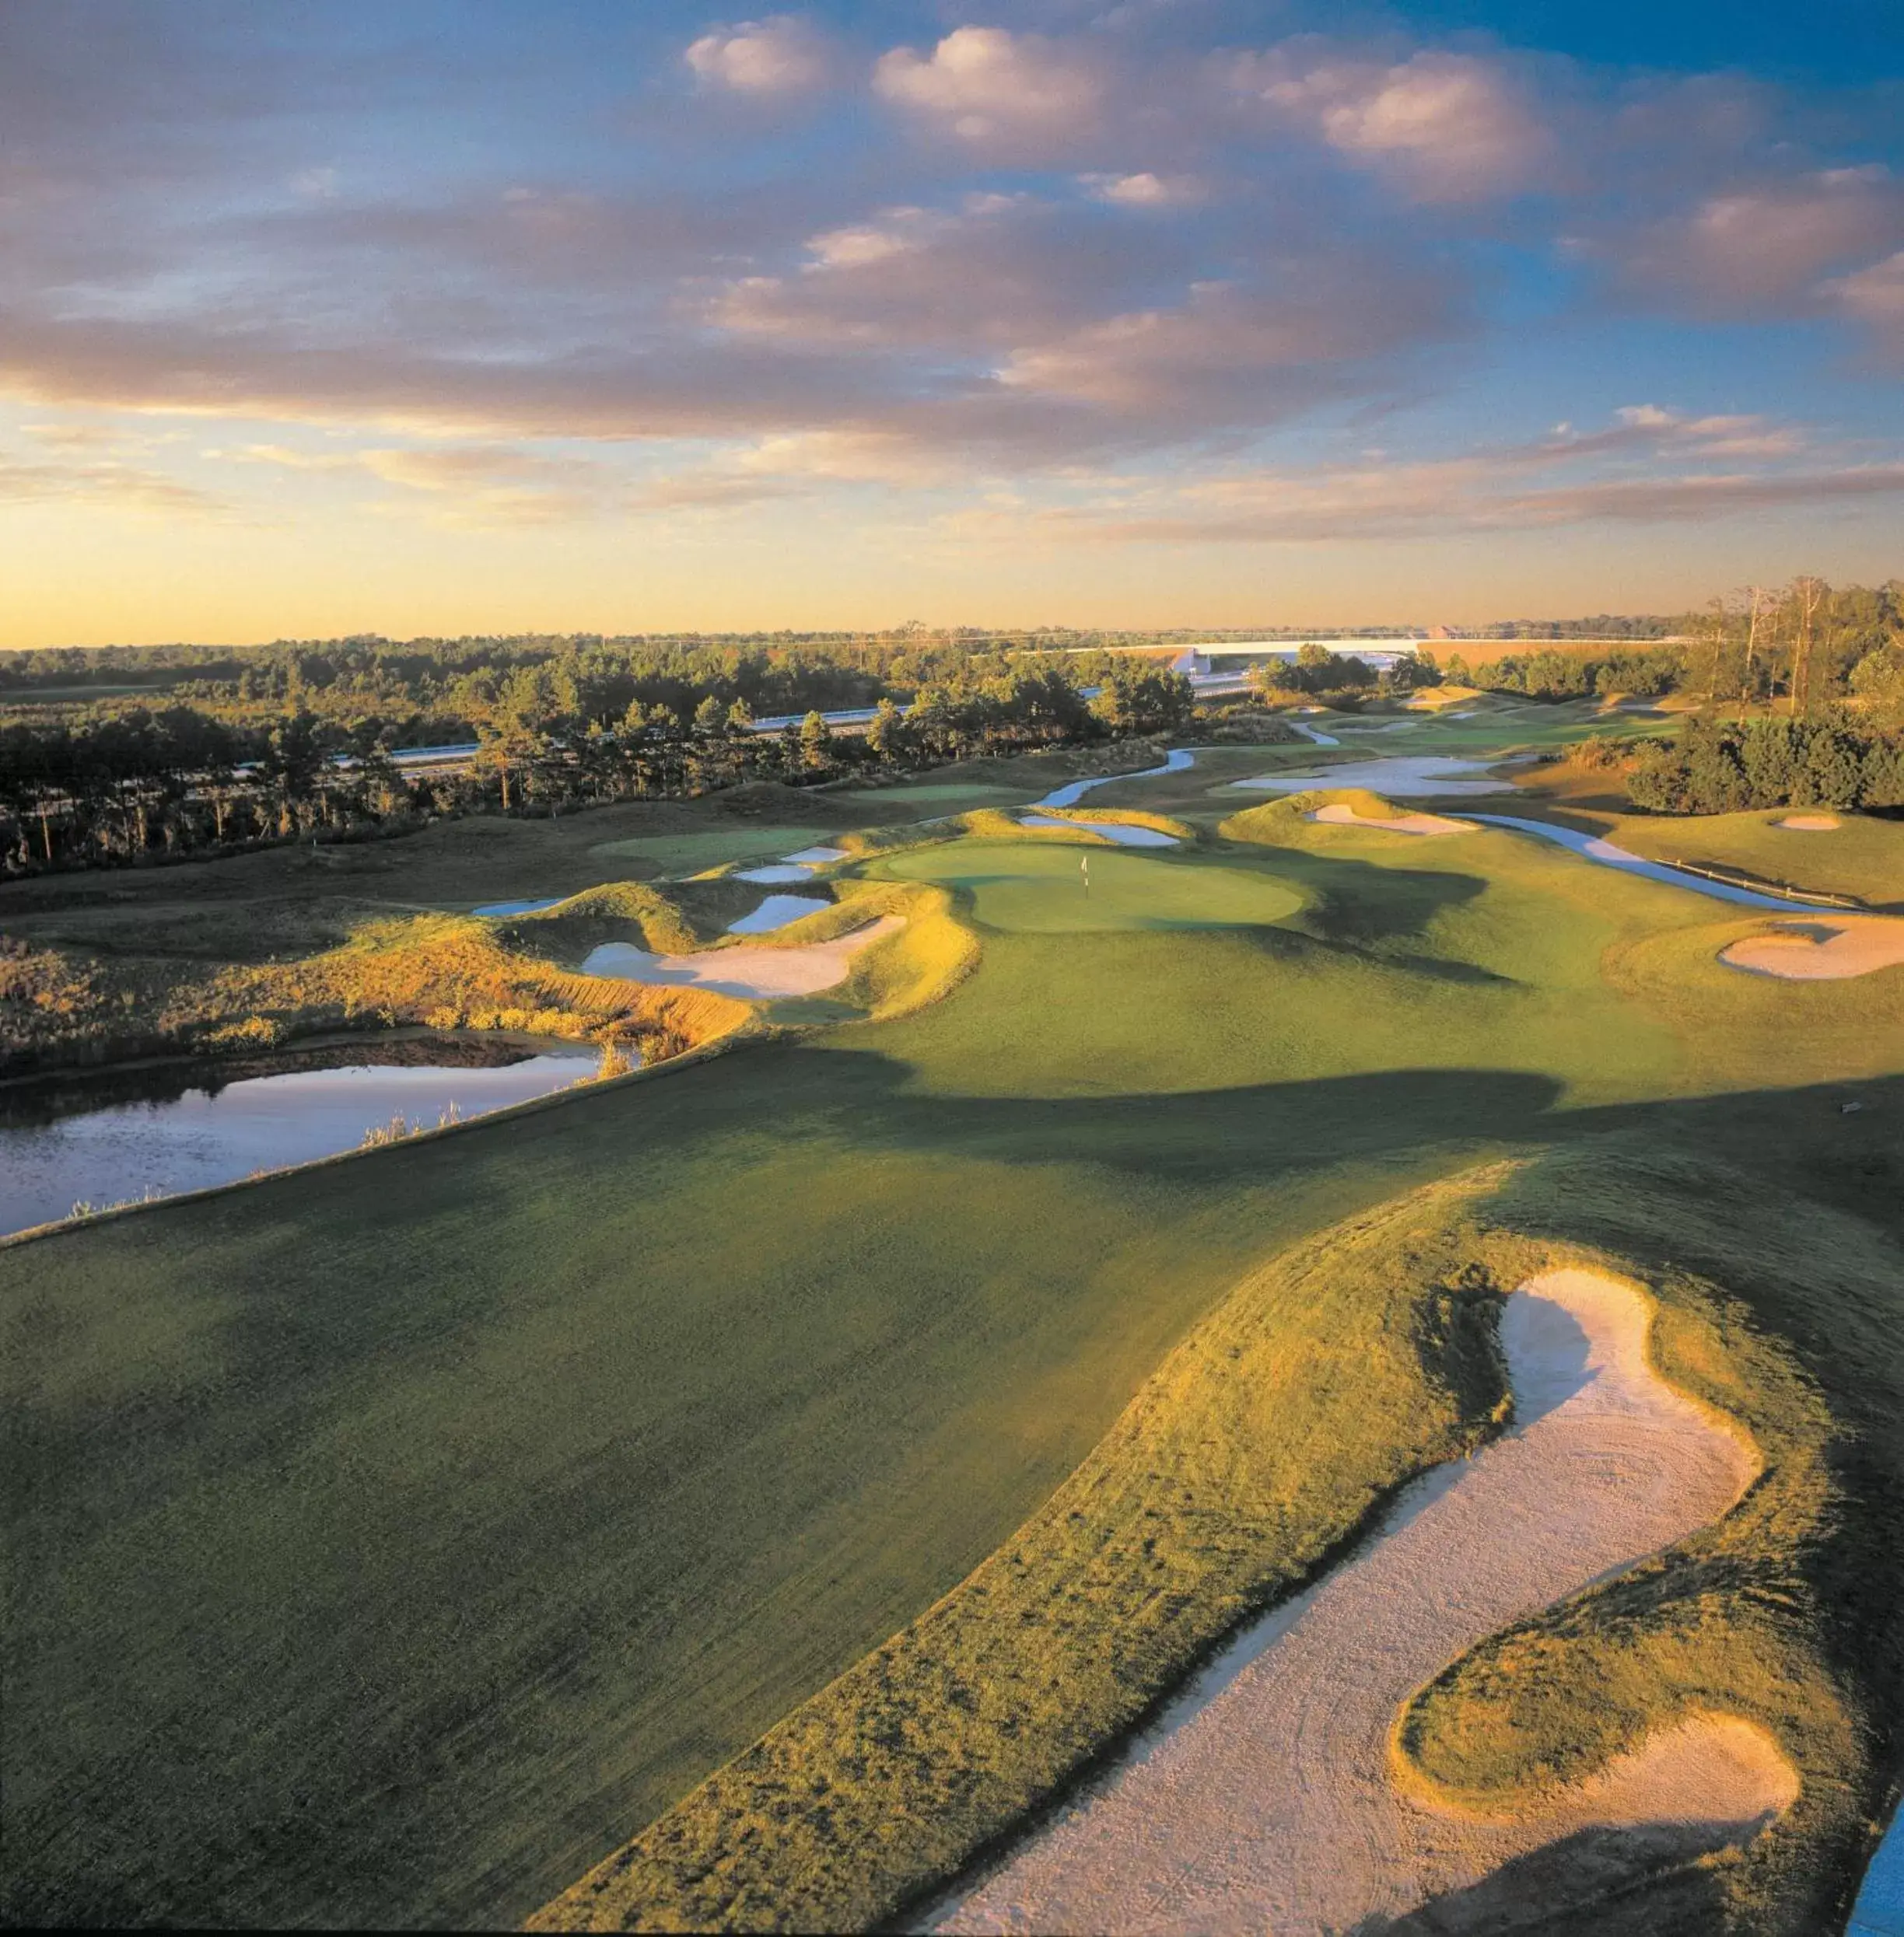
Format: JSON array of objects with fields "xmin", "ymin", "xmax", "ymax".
[{"xmin": 4, "ymin": 757, "xmax": 1902, "ymax": 1935}]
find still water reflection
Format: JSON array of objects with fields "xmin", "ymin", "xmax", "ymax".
[{"xmin": 1, "ymin": 1037, "xmax": 597, "ymax": 1239}]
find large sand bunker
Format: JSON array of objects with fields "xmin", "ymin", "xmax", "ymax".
[
  {"xmin": 1234, "ymin": 756, "xmax": 1507, "ymax": 799},
  {"xmin": 935, "ymin": 1269, "xmax": 1783, "ymax": 1936},
  {"xmin": 1720, "ymin": 916, "xmax": 1904, "ymax": 981},
  {"xmin": 578, "ymin": 916, "xmax": 903, "ymax": 1000},
  {"xmin": 1310, "ymin": 803, "xmax": 1473, "ymax": 837},
  {"xmin": 1777, "ymin": 814, "xmax": 1839, "ymax": 831}
]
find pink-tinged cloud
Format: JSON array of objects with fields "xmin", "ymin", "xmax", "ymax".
[
  {"xmin": 873, "ymin": 28, "xmax": 1116, "ymax": 159},
  {"xmin": 711, "ymin": 194, "xmax": 1186, "ymax": 353},
  {"xmin": 997, "ymin": 271, "xmax": 1465, "ymax": 414},
  {"xmin": 684, "ymin": 16, "xmax": 835, "ymax": 96},
  {"xmin": 0, "ymin": 447, "xmax": 224, "ymax": 515},
  {"xmin": 1591, "ymin": 167, "xmax": 1904, "ymax": 310},
  {"xmin": 1237, "ymin": 47, "xmax": 1553, "ymax": 202},
  {"xmin": 1825, "ymin": 250, "xmax": 1904, "ymax": 360}
]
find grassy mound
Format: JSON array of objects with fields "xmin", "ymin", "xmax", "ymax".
[
  {"xmin": 1606, "ymin": 809, "xmax": 1904, "ymax": 914},
  {"xmin": 1017, "ymin": 806, "xmax": 1197, "ymax": 840}
]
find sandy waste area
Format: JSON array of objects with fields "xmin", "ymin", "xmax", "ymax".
[
  {"xmin": 578, "ymin": 914, "xmax": 904, "ymax": 999},
  {"xmin": 1309, "ymin": 803, "xmax": 1474, "ymax": 836},
  {"xmin": 1234, "ymin": 757, "xmax": 1508, "ymax": 798},
  {"xmin": 1720, "ymin": 916, "xmax": 1904, "ymax": 981},
  {"xmin": 934, "ymin": 1269, "xmax": 1791, "ymax": 1936}
]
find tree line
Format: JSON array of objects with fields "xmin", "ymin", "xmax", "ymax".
[
  {"xmin": 1627, "ymin": 718, "xmax": 1904, "ymax": 815},
  {"xmin": 0, "ymin": 656, "xmax": 1193, "ymax": 876}
]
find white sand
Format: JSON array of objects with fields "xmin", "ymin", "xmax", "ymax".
[
  {"xmin": 936, "ymin": 1269, "xmax": 1783, "ymax": 1936},
  {"xmin": 1720, "ymin": 916, "xmax": 1904, "ymax": 981},
  {"xmin": 1310, "ymin": 803, "xmax": 1474, "ymax": 837},
  {"xmin": 1234, "ymin": 756, "xmax": 1508, "ymax": 799},
  {"xmin": 578, "ymin": 915, "xmax": 905, "ymax": 999},
  {"xmin": 1776, "ymin": 814, "xmax": 1839, "ymax": 831}
]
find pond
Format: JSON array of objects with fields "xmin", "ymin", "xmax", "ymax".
[
  {"xmin": 0, "ymin": 1037, "xmax": 599, "ymax": 1241},
  {"xmin": 1017, "ymin": 816, "xmax": 1181, "ymax": 847}
]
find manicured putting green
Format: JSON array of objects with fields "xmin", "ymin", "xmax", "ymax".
[{"xmin": 877, "ymin": 841, "xmax": 1305, "ymax": 933}]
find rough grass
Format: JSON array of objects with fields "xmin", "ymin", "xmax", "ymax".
[
  {"xmin": 1604, "ymin": 810, "xmax": 1904, "ymax": 914},
  {"xmin": 0, "ymin": 904, "xmax": 752, "ymax": 1075},
  {"xmin": 1014, "ymin": 805, "xmax": 1198, "ymax": 840}
]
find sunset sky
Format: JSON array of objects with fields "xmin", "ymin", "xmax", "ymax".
[{"xmin": 2, "ymin": 1, "xmax": 1901, "ymax": 645}]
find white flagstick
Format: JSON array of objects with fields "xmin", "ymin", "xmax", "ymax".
[{"xmin": 1080, "ymin": 853, "xmax": 1090, "ymax": 897}]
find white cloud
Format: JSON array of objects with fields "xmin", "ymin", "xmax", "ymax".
[
  {"xmin": 1241, "ymin": 49, "xmax": 1552, "ymax": 202},
  {"xmin": 684, "ymin": 16, "xmax": 832, "ymax": 96},
  {"xmin": 874, "ymin": 28, "xmax": 1111, "ymax": 155},
  {"xmin": 1082, "ymin": 172, "xmax": 1205, "ymax": 208}
]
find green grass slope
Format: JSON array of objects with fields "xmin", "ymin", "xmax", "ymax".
[
  {"xmin": 537, "ymin": 1143, "xmax": 1899, "ymax": 1936},
  {"xmin": 3, "ymin": 788, "xmax": 1901, "ymax": 1931}
]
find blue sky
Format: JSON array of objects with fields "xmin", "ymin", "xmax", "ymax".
[{"xmin": 1, "ymin": 1, "xmax": 1899, "ymax": 642}]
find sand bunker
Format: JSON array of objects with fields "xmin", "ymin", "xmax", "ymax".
[
  {"xmin": 1234, "ymin": 757, "xmax": 1508, "ymax": 799},
  {"xmin": 1288, "ymin": 721, "xmax": 1341, "ymax": 747},
  {"xmin": 578, "ymin": 916, "xmax": 904, "ymax": 1000},
  {"xmin": 1720, "ymin": 916, "xmax": 1904, "ymax": 981},
  {"xmin": 935, "ymin": 1268, "xmax": 1781, "ymax": 1936},
  {"xmin": 1309, "ymin": 803, "xmax": 1473, "ymax": 837},
  {"xmin": 1017, "ymin": 816, "xmax": 1180, "ymax": 848},
  {"xmin": 1777, "ymin": 814, "xmax": 1839, "ymax": 832}
]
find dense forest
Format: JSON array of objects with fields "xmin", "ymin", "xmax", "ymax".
[{"xmin": 0, "ymin": 648, "xmax": 1197, "ymax": 876}]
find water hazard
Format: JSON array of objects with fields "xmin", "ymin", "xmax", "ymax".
[{"xmin": 1, "ymin": 1037, "xmax": 597, "ymax": 1239}]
